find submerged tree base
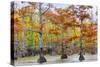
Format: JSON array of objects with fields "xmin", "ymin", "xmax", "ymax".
[
  {"xmin": 37, "ymin": 56, "xmax": 47, "ymax": 63},
  {"xmin": 79, "ymin": 54, "xmax": 85, "ymax": 61},
  {"xmin": 61, "ymin": 54, "xmax": 68, "ymax": 59}
]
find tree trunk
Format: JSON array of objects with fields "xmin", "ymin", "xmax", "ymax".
[
  {"xmin": 37, "ymin": 3, "xmax": 47, "ymax": 63},
  {"xmin": 79, "ymin": 20, "xmax": 85, "ymax": 61}
]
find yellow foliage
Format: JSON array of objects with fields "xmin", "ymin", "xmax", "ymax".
[{"xmin": 24, "ymin": 16, "xmax": 31, "ymax": 23}]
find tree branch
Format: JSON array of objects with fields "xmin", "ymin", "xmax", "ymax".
[{"xmin": 41, "ymin": 4, "xmax": 51, "ymax": 15}]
